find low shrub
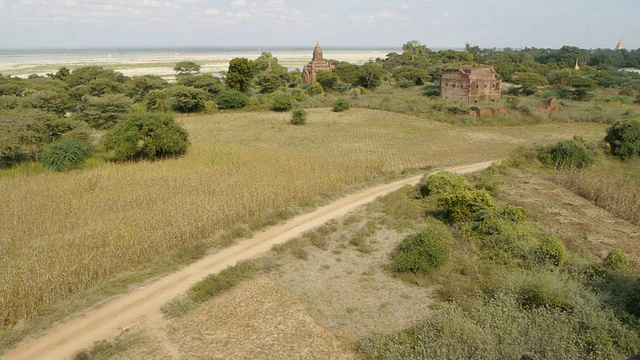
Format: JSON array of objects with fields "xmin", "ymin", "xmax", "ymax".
[
  {"xmin": 604, "ymin": 119, "xmax": 640, "ymax": 160},
  {"xmin": 537, "ymin": 138, "xmax": 597, "ymax": 169},
  {"xmin": 438, "ymin": 189, "xmax": 497, "ymax": 223},
  {"xmin": 216, "ymin": 90, "xmax": 248, "ymax": 110},
  {"xmin": 333, "ymin": 98, "xmax": 350, "ymax": 112},
  {"xmin": 391, "ymin": 220, "xmax": 453, "ymax": 274},
  {"xmin": 103, "ymin": 112, "xmax": 190, "ymax": 161},
  {"xmin": 502, "ymin": 205, "xmax": 528, "ymax": 223},
  {"xmin": 536, "ymin": 234, "xmax": 567, "ymax": 266},
  {"xmin": 419, "ymin": 171, "xmax": 472, "ymax": 197},
  {"xmin": 40, "ymin": 138, "xmax": 92, "ymax": 172},
  {"xmin": 271, "ymin": 93, "xmax": 293, "ymax": 112},
  {"xmin": 290, "ymin": 109, "xmax": 307, "ymax": 125},
  {"xmin": 602, "ymin": 249, "xmax": 630, "ymax": 272}
]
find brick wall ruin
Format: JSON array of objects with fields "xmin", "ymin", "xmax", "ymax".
[{"xmin": 441, "ymin": 66, "xmax": 502, "ymax": 103}]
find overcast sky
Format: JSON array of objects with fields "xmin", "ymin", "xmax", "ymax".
[{"xmin": 0, "ymin": 0, "xmax": 637, "ymax": 50}]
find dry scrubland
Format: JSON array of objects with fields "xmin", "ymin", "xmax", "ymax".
[{"xmin": 0, "ymin": 108, "xmax": 607, "ymax": 338}]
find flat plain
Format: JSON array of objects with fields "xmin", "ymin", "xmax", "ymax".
[{"xmin": 0, "ymin": 107, "xmax": 608, "ymax": 353}]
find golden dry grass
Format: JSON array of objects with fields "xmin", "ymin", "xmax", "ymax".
[{"xmin": 0, "ymin": 108, "xmax": 607, "ymax": 328}]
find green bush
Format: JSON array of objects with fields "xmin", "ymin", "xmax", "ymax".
[
  {"xmin": 419, "ymin": 171, "xmax": 472, "ymax": 197},
  {"xmin": 271, "ymin": 93, "xmax": 293, "ymax": 112},
  {"xmin": 333, "ymin": 98, "xmax": 350, "ymax": 112},
  {"xmin": 502, "ymin": 205, "xmax": 528, "ymax": 223},
  {"xmin": 170, "ymin": 85, "xmax": 208, "ymax": 113},
  {"xmin": 537, "ymin": 138, "xmax": 597, "ymax": 169},
  {"xmin": 603, "ymin": 249, "xmax": 630, "ymax": 272},
  {"xmin": 290, "ymin": 109, "xmax": 307, "ymax": 125},
  {"xmin": 604, "ymin": 120, "xmax": 640, "ymax": 160},
  {"xmin": 216, "ymin": 90, "xmax": 248, "ymax": 110},
  {"xmin": 103, "ymin": 112, "xmax": 190, "ymax": 161},
  {"xmin": 391, "ymin": 220, "xmax": 453, "ymax": 274},
  {"xmin": 536, "ymin": 234, "xmax": 567, "ymax": 266},
  {"xmin": 438, "ymin": 189, "xmax": 497, "ymax": 223},
  {"xmin": 40, "ymin": 138, "xmax": 92, "ymax": 172}
]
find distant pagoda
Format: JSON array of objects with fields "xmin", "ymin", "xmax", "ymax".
[
  {"xmin": 615, "ymin": 39, "xmax": 625, "ymax": 51},
  {"xmin": 302, "ymin": 41, "xmax": 335, "ymax": 84}
]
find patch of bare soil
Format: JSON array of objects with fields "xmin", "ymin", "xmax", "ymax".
[
  {"xmin": 167, "ymin": 276, "xmax": 356, "ymax": 360},
  {"xmin": 265, "ymin": 223, "xmax": 435, "ymax": 346},
  {"xmin": 498, "ymin": 171, "xmax": 640, "ymax": 264}
]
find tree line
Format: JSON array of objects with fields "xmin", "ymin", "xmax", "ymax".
[{"xmin": 1, "ymin": 41, "xmax": 640, "ymax": 171}]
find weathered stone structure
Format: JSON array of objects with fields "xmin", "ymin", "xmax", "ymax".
[
  {"xmin": 302, "ymin": 41, "xmax": 335, "ymax": 84},
  {"xmin": 441, "ymin": 66, "xmax": 502, "ymax": 103}
]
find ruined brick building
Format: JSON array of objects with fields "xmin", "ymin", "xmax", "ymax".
[
  {"xmin": 440, "ymin": 66, "xmax": 502, "ymax": 103},
  {"xmin": 302, "ymin": 41, "xmax": 335, "ymax": 84}
]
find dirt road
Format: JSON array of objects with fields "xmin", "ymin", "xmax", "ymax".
[{"xmin": 3, "ymin": 161, "xmax": 495, "ymax": 360}]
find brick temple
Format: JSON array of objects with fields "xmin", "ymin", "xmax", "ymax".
[
  {"xmin": 302, "ymin": 41, "xmax": 335, "ymax": 84},
  {"xmin": 440, "ymin": 66, "xmax": 502, "ymax": 103}
]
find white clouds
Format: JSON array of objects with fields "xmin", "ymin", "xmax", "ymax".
[
  {"xmin": 231, "ymin": 0, "xmax": 246, "ymax": 7},
  {"xmin": 442, "ymin": 11, "xmax": 450, "ymax": 18},
  {"xmin": 0, "ymin": 0, "xmax": 5, "ymax": 10},
  {"xmin": 377, "ymin": 11, "xmax": 397, "ymax": 19},
  {"xmin": 205, "ymin": 7, "xmax": 218, "ymax": 16}
]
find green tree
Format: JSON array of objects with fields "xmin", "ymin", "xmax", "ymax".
[
  {"xmin": 316, "ymin": 71, "xmax": 340, "ymax": 92},
  {"xmin": 177, "ymin": 74, "xmax": 223, "ymax": 96},
  {"xmin": 173, "ymin": 61, "xmax": 201, "ymax": 77},
  {"xmin": 20, "ymin": 90, "xmax": 72, "ymax": 115},
  {"xmin": 255, "ymin": 72, "xmax": 287, "ymax": 94},
  {"xmin": 170, "ymin": 86, "xmax": 209, "ymax": 113},
  {"xmin": 253, "ymin": 52, "xmax": 287, "ymax": 74},
  {"xmin": 103, "ymin": 112, "xmax": 190, "ymax": 161},
  {"xmin": 512, "ymin": 72, "xmax": 549, "ymax": 95},
  {"xmin": 127, "ymin": 75, "xmax": 167, "ymax": 101},
  {"xmin": 146, "ymin": 89, "xmax": 171, "ymax": 112},
  {"xmin": 567, "ymin": 74, "xmax": 597, "ymax": 101},
  {"xmin": 358, "ymin": 62, "xmax": 387, "ymax": 89},
  {"xmin": 0, "ymin": 109, "xmax": 89, "ymax": 167},
  {"xmin": 226, "ymin": 58, "xmax": 256, "ymax": 92},
  {"xmin": 333, "ymin": 62, "xmax": 363, "ymax": 91},
  {"xmin": 77, "ymin": 94, "xmax": 134, "ymax": 129}
]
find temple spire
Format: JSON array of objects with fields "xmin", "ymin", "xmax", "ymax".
[
  {"xmin": 312, "ymin": 41, "xmax": 324, "ymax": 61},
  {"xmin": 615, "ymin": 39, "xmax": 625, "ymax": 51}
]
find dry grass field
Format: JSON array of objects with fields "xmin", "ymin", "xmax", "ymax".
[{"xmin": 0, "ymin": 108, "xmax": 608, "ymax": 340}]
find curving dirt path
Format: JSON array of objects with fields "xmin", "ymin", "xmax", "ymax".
[{"xmin": 3, "ymin": 161, "xmax": 494, "ymax": 360}]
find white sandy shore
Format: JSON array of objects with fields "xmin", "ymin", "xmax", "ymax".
[{"xmin": 0, "ymin": 50, "xmax": 392, "ymax": 79}]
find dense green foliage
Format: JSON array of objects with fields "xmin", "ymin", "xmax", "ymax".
[
  {"xmin": 271, "ymin": 93, "xmax": 293, "ymax": 112},
  {"xmin": 419, "ymin": 171, "xmax": 472, "ymax": 197},
  {"xmin": 605, "ymin": 120, "xmax": 640, "ymax": 160},
  {"xmin": 40, "ymin": 138, "xmax": 92, "ymax": 172},
  {"xmin": 537, "ymin": 138, "xmax": 598, "ymax": 169},
  {"xmin": 333, "ymin": 98, "xmax": 350, "ymax": 112},
  {"xmin": 0, "ymin": 109, "xmax": 89, "ymax": 168},
  {"xmin": 170, "ymin": 86, "xmax": 209, "ymax": 113},
  {"xmin": 76, "ymin": 94, "xmax": 133, "ymax": 129},
  {"xmin": 438, "ymin": 189, "xmax": 497, "ymax": 223},
  {"xmin": 226, "ymin": 57, "xmax": 256, "ymax": 92},
  {"xmin": 391, "ymin": 221, "xmax": 453, "ymax": 274},
  {"xmin": 103, "ymin": 112, "xmax": 190, "ymax": 161},
  {"xmin": 290, "ymin": 109, "xmax": 307, "ymax": 125},
  {"xmin": 216, "ymin": 90, "xmax": 248, "ymax": 110}
]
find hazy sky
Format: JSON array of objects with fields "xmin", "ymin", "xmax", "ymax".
[{"xmin": 0, "ymin": 0, "xmax": 637, "ymax": 50}]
